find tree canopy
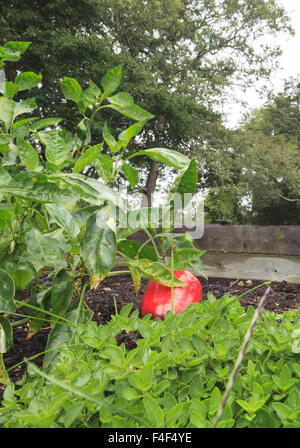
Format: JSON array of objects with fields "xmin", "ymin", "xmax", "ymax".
[{"xmin": 0, "ymin": 0, "xmax": 294, "ymax": 208}]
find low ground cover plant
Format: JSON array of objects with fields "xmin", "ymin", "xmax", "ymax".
[{"xmin": 0, "ymin": 294, "xmax": 299, "ymax": 428}]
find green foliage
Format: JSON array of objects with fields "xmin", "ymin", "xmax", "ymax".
[
  {"xmin": 0, "ymin": 0, "xmax": 292, "ymax": 198},
  {"xmin": 0, "ymin": 298, "xmax": 299, "ymax": 428},
  {"xmin": 0, "ymin": 42, "xmax": 205, "ymax": 381}
]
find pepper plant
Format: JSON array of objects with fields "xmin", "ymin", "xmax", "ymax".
[{"xmin": 0, "ymin": 41, "xmax": 206, "ymax": 381}]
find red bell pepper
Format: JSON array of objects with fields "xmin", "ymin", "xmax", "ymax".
[{"xmin": 140, "ymin": 270, "xmax": 202, "ymax": 319}]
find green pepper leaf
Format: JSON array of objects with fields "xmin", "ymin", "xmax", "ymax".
[{"xmin": 0, "ymin": 268, "xmax": 16, "ymax": 313}]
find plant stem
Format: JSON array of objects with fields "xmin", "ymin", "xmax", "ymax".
[
  {"xmin": 212, "ymin": 285, "xmax": 271, "ymax": 428},
  {"xmin": 11, "ymin": 317, "xmax": 30, "ymax": 327},
  {"xmin": 171, "ymin": 249, "xmax": 175, "ymax": 314},
  {"xmin": 107, "ymin": 270, "xmax": 131, "ymax": 277},
  {"xmin": 143, "ymin": 228, "xmax": 161, "ymax": 260},
  {"xmin": 14, "ymin": 300, "xmax": 74, "ymax": 326}
]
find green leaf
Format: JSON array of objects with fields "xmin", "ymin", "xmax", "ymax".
[
  {"xmin": 0, "ymin": 268, "xmax": 16, "ymax": 313},
  {"xmin": 94, "ymin": 155, "xmax": 113, "ymax": 182},
  {"xmin": 0, "ymin": 134, "xmax": 13, "ymax": 145},
  {"xmin": 0, "ymin": 172, "xmax": 75, "ymax": 204},
  {"xmin": 77, "ymin": 80, "xmax": 101, "ymax": 113},
  {"xmin": 5, "ymin": 262, "xmax": 34, "ymax": 290},
  {"xmin": 72, "ymin": 144, "xmax": 103, "ymax": 174},
  {"xmin": 43, "ymin": 310, "xmax": 77, "ymax": 368},
  {"xmin": 169, "ymin": 157, "xmax": 198, "ymax": 198},
  {"xmin": 123, "ymin": 120, "xmax": 146, "ymax": 145},
  {"xmin": 129, "ymin": 266, "xmax": 142, "ymax": 295},
  {"xmin": 71, "ymin": 205, "xmax": 103, "ymax": 227},
  {"xmin": 0, "ymin": 209, "xmax": 13, "ymax": 229},
  {"xmin": 121, "ymin": 162, "xmax": 139, "ymax": 188},
  {"xmin": 173, "ymin": 248, "xmax": 205, "ymax": 270},
  {"xmin": 82, "ymin": 80, "xmax": 100, "ymax": 102},
  {"xmin": 166, "ymin": 402, "xmax": 184, "ymax": 426},
  {"xmin": 143, "ymin": 395, "xmax": 164, "ymax": 427},
  {"xmin": 292, "ymin": 363, "xmax": 300, "ymax": 378},
  {"xmin": 107, "ymin": 92, "xmax": 133, "ymax": 107},
  {"xmin": 0, "ymin": 316, "xmax": 13, "ymax": 353},
  {"xmin": 45, "ymin": 203, "xmax": 80, "ymax": 239},
  {"xmin": 80, "ymin": 207, "xmax": 116, "ymax": 285},
  {"xmin": 118, "ymin": 239, "xmax": 157, "ymax": 261},
  {"xmin": 16, "ymin": 137, "xmax": 40, "ymax": 170},
  {"xmin": 12, "ymin": 117, "xmax": 39, "ymax": 130},
  {"xmin": 190, "ymin": 410, "xmax": 207, "ymax": 428},
  {"xmin": 75, "ymin": 118, "xmax": 91, "ymax": 145},
  {"xmin": 1, "ymin": 81, "xmax": 18, "ymax": 99},
  {"xmin": 209, "ymin": 387, "xmax": 222, "ymax": 416},
  {"xmin": 38, "ymin": 130, "xmax": 69, "ymax": 166},
  {"xmin": 272, "ymin": 402, "xmax": 293, "ymax": 421},
  {"xmin": 13, "ymin": 97, "xmax": 38, "ymax": 120},
  {"xmin": 61, "ymin": 77, "xmax": 82, "ymax": 103},
  {"xmin": 0, "ymin": 167, "xmax": 12, "ymax": 185},
  {"xmin": 106, "ymin": 103, "xmax": 154, "ymax": 122},
  {"xmin": 3, "ymin": 41, "xmax": 31, "ymax": 55},
  {"xmin": 51, "ymin": 173, "xmax": 119, "ymax": 206},
  {"xmin": 122, "ymin": 387, "xmax": 140, "ymax": 401},
  {"xmin": 101, "ymin": 65, "xmax": 122, "ymax": 98},
  {"xmin": 188, "ymin": 257, "xmax": 207, "ymax": 279},
  {"xmin": 102, "ymin": 122, "xmax": 119, "ymax": 154},
  {"xmin": 30, "ymin": 118, "xmax": 63, "ymax": 131},
  {"xmin": 0, "ymin": 97, "xmax": 15, "ymax": 130},
  {"xmin": 236, "ymin": 397, "xmax": 267, "ymax": 415},
  {"xmin": 25, "ymin": 229, "xmax": 70, "ymax": 272},
  {"xmin": 14, "ymin": 72, "xmax": 42, "ymax": 92},
  {"xmin": 130, "ymin": 148, "xmax": 190, "ymax": 169},
  {"xmin": 51, "ymin": 270, "xmax": 74, "ymax": 316},
  {"xmin": 126, "ymin": 259, "xmax": 186, "ymax": 287}
]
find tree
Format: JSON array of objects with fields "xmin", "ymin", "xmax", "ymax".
[
  {"xmin": 241, "ymin": 79, "xmax": 300, "ymax": 224},
  {"xmin": 0, "ymin": 0, "xmax": 293, "ymax": 201},
  {"xmin": 202, "ymin": 93, "xmax": 300, "ymax": 225}
]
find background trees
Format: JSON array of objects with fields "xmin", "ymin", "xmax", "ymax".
[
  {"xmin": 0, "ymin": 0, "xmax": 296, "ymax": 222},
  {"xmin": 203, "ymin": 79, "xmax": 300, "ymax": 225}
]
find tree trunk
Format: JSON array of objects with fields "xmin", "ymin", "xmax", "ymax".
[{"xmin": 145, "ymin": 160, "xmax": 159, "ymax": 207}]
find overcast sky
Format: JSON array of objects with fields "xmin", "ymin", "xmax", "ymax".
[{"xmin": 226, "ymin": 0, "xmax": 300, "ymax": 128}]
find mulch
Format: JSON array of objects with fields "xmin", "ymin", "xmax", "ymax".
[{"xmin": 1, "ymin": 274, "xmax": 299, "ymax": 403}]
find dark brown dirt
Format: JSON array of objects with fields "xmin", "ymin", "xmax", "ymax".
[{"xmin": 1, "ymin": 275, "xmax": 299, "ymax": 403}]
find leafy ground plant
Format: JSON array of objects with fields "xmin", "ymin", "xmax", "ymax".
[
  {"xmin": 0, "ymin": 293, "xmax": 299, "ymax": 428},
  {"xmin": 0, "ymin": 41, "xmax": 205, "ymax": 380}
]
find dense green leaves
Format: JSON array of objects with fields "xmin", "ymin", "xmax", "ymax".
[
  {"xmin": 0, "ymin": 44, "xmax": 208, "ymax": 394},
  {"xmin": 1, "ymin": 297, "xmax": 299, "ymax": 428}
]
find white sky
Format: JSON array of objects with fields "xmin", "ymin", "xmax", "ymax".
[{"xmin": 226, "ymin": 0, "xmax": 300, "ymax": 128}]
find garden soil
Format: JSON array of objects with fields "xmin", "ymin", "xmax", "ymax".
[{"xmin": 1, "ymin": 274, "xmax": 300, "ymax": 403}]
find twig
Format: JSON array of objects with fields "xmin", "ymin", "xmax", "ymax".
[{"xmin": 212, "ymin": 285, "xmax": 271, "ymax": 428}]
